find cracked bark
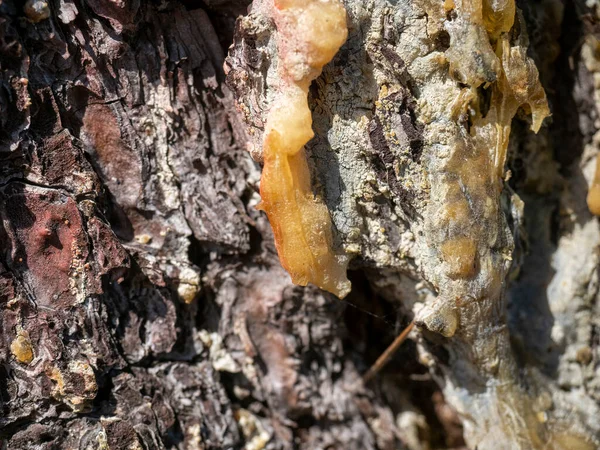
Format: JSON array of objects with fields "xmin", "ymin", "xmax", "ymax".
[{"xmin": 0, "ymin": 0, "xmax": 599, "ymax": 449}]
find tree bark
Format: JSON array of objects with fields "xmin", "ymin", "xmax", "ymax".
[{"xmin": 0, "ymin": 0, "xmax": 599, "ymax": 449}]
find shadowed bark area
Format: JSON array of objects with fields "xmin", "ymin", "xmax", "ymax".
[{"xmin": 0, "ymin": 0, "xmax": 599, "ymax": 449}]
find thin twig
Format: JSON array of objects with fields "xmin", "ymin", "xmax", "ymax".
[{"xmin": 362, "ymin": 320, "xmax": 415, "ymax": 384}]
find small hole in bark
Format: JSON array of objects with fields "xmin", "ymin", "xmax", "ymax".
[
  {"xmin": 435, "ymin": 30, "xmax": 450, "ymax": 51},
  {"xmin": 477, "ymin": 84, "xmax": 492, "ymax": 119},
  {"xmin": 193, "ymin": 159, "xmax": 208, "ymax": 175},
  {"xmin": 39, "ymin": 431, "xmax": 54, "ymax": 443}
]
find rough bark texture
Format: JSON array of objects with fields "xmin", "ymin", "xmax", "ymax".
[{"xmin": 0, "ymin": 0, "xmax": 599, "ymax": 449}]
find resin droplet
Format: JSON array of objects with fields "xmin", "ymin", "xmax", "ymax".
[{"xmin": 258, "ymin": 0, "xmax": 351, "ymax": 297}]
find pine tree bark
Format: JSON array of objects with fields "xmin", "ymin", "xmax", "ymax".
[{"xmin": 0, "ymin": 0, "xmax": 599, "ymax": 449}]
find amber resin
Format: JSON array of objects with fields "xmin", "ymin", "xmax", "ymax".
[
  {"xmin": 11, "ymin": 329, "xmax": 34, "ymax": 364},
  {"xmin": 588, "ymin": 154, "xmax": 600, "ymax": 215},
  {"xmin": 258, "ymin": 0, "xmax": 351, "ymax": 297},
  {"xmin": 587, "ymin": 35, "xmax": 600, "ymax": 216},
  {"xmin": 433, "ymin": 0, "xmax": 550, "ymax": 285}
]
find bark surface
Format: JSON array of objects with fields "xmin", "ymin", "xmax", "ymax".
[{"xmin": 0, "ymin": 0, "xmax": 599, "ymax": 449}]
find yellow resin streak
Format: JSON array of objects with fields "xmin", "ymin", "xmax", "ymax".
[
  {"xmin": 585, "ymin": 38, "xmax": 600, "ymax": 215},
  {"xmin": 258, "ymin": 0, "xmax": 351, "ymax": 298},
  {"xmin": 436, "ymin": 0, "xmax": 550, "ymax": 280},
  {"xmin": 588, "ymin": 155, "xmax": 600, "ymax": 215}
]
